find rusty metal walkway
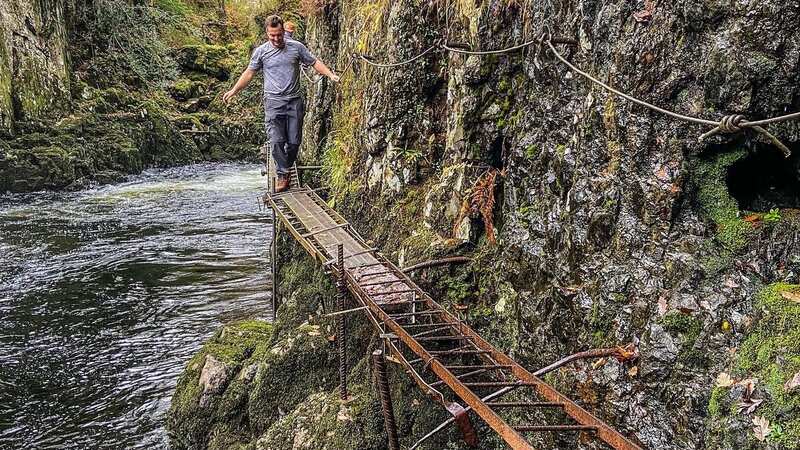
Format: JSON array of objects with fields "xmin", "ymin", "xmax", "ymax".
[{"xmin": 265, "ymin": 173, "xmax": 641, "ymax": 450}]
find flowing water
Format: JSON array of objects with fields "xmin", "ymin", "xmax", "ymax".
[{"xmin": 0, "ymin": 163, "xmax": 273, "ymax": 449}]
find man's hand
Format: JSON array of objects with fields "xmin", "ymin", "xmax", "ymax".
[
  {"xmin": 223, "ymin": 69, "xmax": 256, "ymax": 105},
  {"xmin": 222, "ymin": 89, "xmax": 237, "ymax": 104},
  {"xmin": 328, "ymin": 73, "xmax": 341, "ymax": 83}
]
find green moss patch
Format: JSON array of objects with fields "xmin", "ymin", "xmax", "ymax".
[
  {"xmin": 735, "ymin": 283, "xmax": 800, "ymax": 448},
  {"xmin": 694, "ymin": 149, "xmax": 755, "ymax": 252}
]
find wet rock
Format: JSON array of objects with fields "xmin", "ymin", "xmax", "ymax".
[
  {"xmin": 198, "ymin": 355, "xmax": 228, "ymax": 408},
  {"xmin": 640, "ymin": 323, "xmax": 679, "ymax": 378}
]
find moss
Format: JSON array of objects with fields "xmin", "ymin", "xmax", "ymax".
[
  {"xmin": 694, "ymin": 149, "xmax": 755, "ymax": 252},
  {"xmin": 707, "ymin": 283, "xmax": 800, "ymax": 448},
  {"xmin": 661, "ymin": 311, "xmax": 708, "ymax": 367},
  {"xmin": 175, "ymin": 45, "xmax": 236, "ymax": 80},
  {"xmin": 155, "ymin": 0, "xmax": 193, "ymax": 16},
  {"xmin": 170, "ymin": 78, "xmax": 206, "ymax": 101},
  {"xmin": 707, "ymin": 386, "xmax": 731, "ymax": 418}
]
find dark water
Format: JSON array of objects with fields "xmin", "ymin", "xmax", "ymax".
[{"xmin": 0, "ymin": 163, "xmax": 273, "ymax": 449}]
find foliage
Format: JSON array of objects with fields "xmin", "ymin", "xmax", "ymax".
[
  {"xmin": 763, "ymin": 208, "xmax": 782, "ymax": 223},
  {"xmin": 453, "ymin": 168, "xmax": 502, "ymax": 244},
  {"xmin": 90, "ymin": 0, "xmax": 183, "ymax": 86}
]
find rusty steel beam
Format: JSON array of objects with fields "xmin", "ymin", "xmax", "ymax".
[{"xmin": 267, "ymin": 188, "xmax": 643, "ymax": 450}]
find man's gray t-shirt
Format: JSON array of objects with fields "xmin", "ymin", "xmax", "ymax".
[{"xmin": 248, "ymin": 40, "xmax": 317, "ymax": 103}]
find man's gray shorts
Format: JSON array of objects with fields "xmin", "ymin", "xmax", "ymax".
[{"xmin": 265, "ymin": 97, "xmax": 305, "ymax": 176}]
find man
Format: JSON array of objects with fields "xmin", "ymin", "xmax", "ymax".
[
  {"xmin": 222, "ymin": 15, "xmax": 339, "ymax": 192},
  {"xmin": 284, "ymin": 20, "xmax": 296, "ymax": 39}
]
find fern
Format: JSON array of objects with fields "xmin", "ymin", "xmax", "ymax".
[{"xmin": 453, "ymin": 168, "xmax": 502, "ymax": 245}]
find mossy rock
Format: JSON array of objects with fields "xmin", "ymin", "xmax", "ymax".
[
  {"xmin": 705, "ymin": 283, "xmax": 800, "ymax": 449},
  {"xmin": 170, "ymin": 79, "xmax": 207, "ymax": 101},
  {"xmin": 175, "ymin": 45, "xmax": 236, "ymax": 81},
  {"xmin": 692, "ymin": 149, "xmax": 755, "ymax": 252}
]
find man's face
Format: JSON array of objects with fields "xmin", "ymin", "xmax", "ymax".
[{"xmin": 267, "ymin": 25, "xmax": 285, "ymax": 48}]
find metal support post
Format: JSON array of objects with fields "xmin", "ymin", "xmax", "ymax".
[
  {"xmin": 336, "ymin": 244, "xmax": 348, "ymax": 400},
  {"xmin": 372, "ymin": 349, "xmax": 400, "ymax": 450}
]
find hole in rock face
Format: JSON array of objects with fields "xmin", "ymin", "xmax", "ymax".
[{"xmin": 727, "ymin": 143, "xmax": 800, "ymax": 212}]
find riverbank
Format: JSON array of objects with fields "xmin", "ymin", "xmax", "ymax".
[{"xmin": 0, "ymin": 1, "xmax": 268, "ymax": 193}]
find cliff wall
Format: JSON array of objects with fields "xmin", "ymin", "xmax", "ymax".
[{"xmin": 169, "ymin": 1, "xmax": 800, "ymax": 449}]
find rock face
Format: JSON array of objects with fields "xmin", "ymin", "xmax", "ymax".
[
  {"xmin": 0, "ymin": 0, "xmax": 71, "ymax": 130},
  {"xmin": 171, "ymin": 1, "xmax": 800, "ymax": 449}
]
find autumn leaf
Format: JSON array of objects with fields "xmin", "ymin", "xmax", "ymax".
[
  {"xmin": 658, "ymin": 293, "xmax": 668, "ymax": 316},
  {"xmin": 780, "ymin": 290, "xmax": 800, "ymax": 303},
  {"xmin": 737, "ymin": 378, "xmax": 758, "ymax": 399},
  {"xmin": 716, "ymin": 372, "xmax": 734, "ymax": 388},
  {"xmin": 752, "ymin": 416, "xmax": 771, "ymax": 441},
  {"xmin": 736, "ymin": 398, "xmax": 763, "ymax": 415},
  {"xmin": 743, "ymin": 214, "xmax": 762, "ymax": 224},
  {"xmin": 785, "ymin": 371, "xmax": 800, "ymax": 392}
]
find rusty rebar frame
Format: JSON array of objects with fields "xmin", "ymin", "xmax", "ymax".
[
  {"xmin": 265, "ymin": 186, "xmax": 643, "ymax": 450},
  {"xmin": 373, "ymin": 349, "xmax": 400, "ymax": 450},
  {"xmin": 337, "ymin": 244, "xmax": 348, "ymax": 401}
]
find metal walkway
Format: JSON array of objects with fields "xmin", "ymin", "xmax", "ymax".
[{"xmin": 265, "ymin": 172, "xmax": 641, "ymax": 450}]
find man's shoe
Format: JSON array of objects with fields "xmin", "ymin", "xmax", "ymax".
[{"xmin": 275, "ymin": 176, "xmax": 290, "ymax": 193}]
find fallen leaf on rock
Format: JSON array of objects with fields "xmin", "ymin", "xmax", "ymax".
[
  {"xmin": 723, "ymin": 278, "xmax": 741, "ymax": 289},
  {"xmin": 752, "ymin": 416, "xmax": 771, "ymax": 441},
  {"xmin": 785, "ymin": 371, "xmax": 800, "ymax": 392},
  {"xmin": 744, "ymin": 214, "xmax": 762, "ymax": 224},
  {"xmin": 633, "ymin": 9, "xmax": 652, "ymax": 22},
  {"xmin": 716, "ymin": 372, "xmax": 734, "ymax": 388},
  {"xmin": 780, "ymin": 290, "xmax": 800, "ymax": 303},
  {"xmin": 738, "ymin": 378, "xmax": 758, "ymax": 398},
  {"xmin": 628, "ymin": 366, "xmax": 639, "ymax": 377},
  {"xmin": 327, "ymin": 334, "xmax": 336, "ymax": 342},
  {"xmin": 736, "ymin": 398, "xmax": 764, "ymax": 415},
  {"xmin": 658, "ymin": 293, "xmax": 668, "ymax": 316}
]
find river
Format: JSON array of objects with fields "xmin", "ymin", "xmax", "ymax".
[{"xmin": 0, "ymin": 163, "xmax": 273, "ymax": 449}]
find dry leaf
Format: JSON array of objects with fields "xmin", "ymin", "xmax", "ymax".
[
  {"xmin": 737, "ymin": 398, "xmax": 764, "ymax": 415},
  {"xmin": 628, "ymin": 366, "xmax": 639, "ymax": 377},
  {"xmin": 716, "ymin": 372, "xmax": 734, "ymax": 388},
  {"xmin": 752, "ymin": 416, "xmax": 771, "ymax": 441},
  {"xmin": 658, "ymin": 293, "xmax": 668, "ymax": 316},
  {"xmin": 633, "ymin": 9, "xmax": 652, "ymax": 22},
  {"xmin": 744, "ymin": 214, "xmax": 762, "ymax": 224},
  {"xmin": 737, "ymin": 378, "xmax": 758, "ymax": 399},
  {"xmin": 785, "ymin": 371, "xmax": 800, "ymax": 392},
  {"xmin": 780, "ymin": 290, "xmax": 800, "ymax": 303}
]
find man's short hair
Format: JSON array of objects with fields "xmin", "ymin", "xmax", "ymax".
[{"xmin": 266, "ymin": 15, "xmax": 284, "ymax": 29}]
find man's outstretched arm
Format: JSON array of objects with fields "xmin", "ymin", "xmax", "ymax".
[
  {"xmin": 223, "ymin": 69, "xmax": 257, "ymax": 103},
  {"xmin": 312, "ymin": 60, "xmax": 340, "ymax": 82}
]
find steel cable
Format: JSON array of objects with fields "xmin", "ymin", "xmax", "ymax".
[{"xmin": 544, "ymin": 37, "xmax": 795, "ymax": 157}]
